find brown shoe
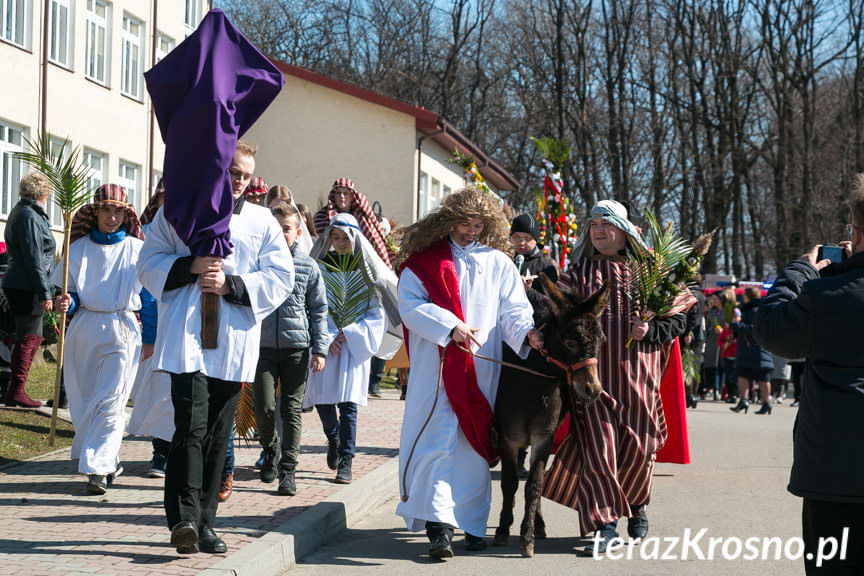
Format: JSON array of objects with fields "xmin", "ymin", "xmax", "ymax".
[{"xmin": 218, "ymin": 474, "xmax": 233, "ymax": 502}]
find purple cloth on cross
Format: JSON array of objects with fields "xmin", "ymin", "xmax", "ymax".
[{"xmin": 144, "ymin": 9, "xmax": 284, "ymax": 257}]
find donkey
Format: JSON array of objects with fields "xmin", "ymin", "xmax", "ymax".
[{"xmin": 493, "ymin": 275, "xmax": 610, "ymax": 558}]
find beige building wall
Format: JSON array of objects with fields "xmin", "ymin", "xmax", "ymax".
[
  {"xmin": 0, "ymin": 0, "xmax": 208, "ymax": 243},
  {"xmin": 246, "ymin": 73, "xmax": 420, "ymax": 227},
  {"xmin": 247, "ymin": 72, "xmax": 488, "ymax": 228}
]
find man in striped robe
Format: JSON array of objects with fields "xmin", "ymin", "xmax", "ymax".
[{"xmin": 541, "ymin": 200, "xmax": 693, "ymax": 555}]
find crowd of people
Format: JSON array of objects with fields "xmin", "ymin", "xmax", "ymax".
[{"xmin": 2, "ymin": 142, "xmax": 862, "ymax": 574}]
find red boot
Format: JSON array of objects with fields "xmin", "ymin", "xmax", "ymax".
[{"xmin": 5, "ymin": 333, "xmax": 44, "ymax": 408}]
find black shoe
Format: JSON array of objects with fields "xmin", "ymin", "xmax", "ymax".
[
  {"xmin": 107, "ymin": 464, "xmax": 123, "ymax": 487},
  {"xmin": 725, "ymin": 395, "xmax": 739, "ymax": 404},
  {"xmin": 628, "ymin": 505, "xmax": 649, "ymax": 539},
  {"xmin": 260, "ymin": 448, "xmax": 280, "ymax": 483},
  {"xmin": 755, "ymin": 401, "xmax": 772, "ymax": 415},
  {"xmin": 46, "ymin": 397, "xmax": 69, "ymax": 409},
  {"xmin": 326, "ymin": 435, "xmax": 340, "ymax": 470},
  {"xmin": 464, "ymin": 533, "xmax": 487, "ymax": 551},
  {"xmin": 277, "ymin": 467, "xmax": 297, "ymax": 496},
  {"xmin": 730, "ymin": 399, "xmax": 749, "ymax": 414},
  {"xmin": 86, "ymin": 474, "xmax": 107, "ymax": 495},
  {"xmin": 582, "ymin": 522, "xmax": 619, "ymax": 556},
  {"xmin": 791, "ymin": 399, "xmax": 800, "ymax": 407},
  {"xmin": 198, "ymin": 526, "xmax": 227, "ymax": 554},
  {"xmin": 335, "ymin": 455, "xmax": 352, "ymax": 484},
  {"xmin": 427, "ymin": 522, "xmax": 454, "ymax": 559},
  {"xmin": 170, "ymin": 521, "xmax": 199, "ymax": 554}
]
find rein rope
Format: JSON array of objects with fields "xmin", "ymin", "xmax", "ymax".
[{"xmin": 399, "ymin": 338, "xmax": 598, "ymax": 503}]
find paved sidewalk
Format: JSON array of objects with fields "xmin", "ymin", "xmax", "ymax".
[{"xmin": 0, "ymin": 390, "xmax": 405, "ymax": 576}]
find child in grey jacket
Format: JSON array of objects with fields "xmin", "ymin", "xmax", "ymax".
[{"xmin": 254, "ymin": 202, "xmax": 328, "ymax": 495}]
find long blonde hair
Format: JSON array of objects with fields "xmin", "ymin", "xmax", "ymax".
[{"xmin": 398, "ymin": 188, "xmax": 511, "ymax": 264}]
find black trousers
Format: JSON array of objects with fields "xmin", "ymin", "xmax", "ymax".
[
  {"xmin": 164, "ymin": 371, "xmax": 242, "ymax": 530},
  {"xmin": 802, "ymin": 498, "xmax": 864, "ymax": 575}
]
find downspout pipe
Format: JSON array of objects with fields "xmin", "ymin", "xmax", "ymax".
[
  {"xmin": 41, "ymin": 0, "xmax": 49, "ymax": 141},
  {"xmin": 147, "ymin": 0, "xmax": 159, "ymax": 199}
]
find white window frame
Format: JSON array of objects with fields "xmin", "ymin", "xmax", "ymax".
[
  {"xmin": 118, "ymin": 160, "xmax": 140, "ymax": 212},
  {"xmin": 82, "ymin": 148, "xmax": 105, "ymax": 193},
  {"xmin": 0, "ymin": 120, "xmax": 26, "ymax": 217},
  {"xmin": 0, "ymin": 0, "xmax": 29, "ymax": 49},
  {"xmin": 443, "ymin": 184, "xmax": 452, "ymax": 198},
  {"xmin": 154, "ymin": 32, "xmax": 173, "ymax": 63},
  {"xmin": 418, "ymin": 171, "xmax": 429, "ymax": 218},
  {"xmin": 430, "ymin": 177, "xmax": 441, "ymax": 212},
  {"xmin": 48, "ymin": 0, "xmax": 73, "ymax": 67},
  {"xmin": 120, "ymin": 12, "xmax": 142, "ymax": 99},
  {"xmin": 184, "ymin": 0, "xmax": 200, "ymax": 37},
  {"xmin": 85, "ymin": 0, "xmax": 110, "ymax": 85}
]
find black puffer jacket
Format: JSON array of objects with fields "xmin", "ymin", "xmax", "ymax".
[
  {"xmin": 754, "ymin": 253, "xmax": 864, "ymax": 503},
  {"xmin": 2, "ymin": 198, "xmax": 56, "ymax": 301}
]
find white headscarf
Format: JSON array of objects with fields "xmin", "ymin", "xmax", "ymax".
[
  {"xmin": 569, "ymin": 199, "xmax": 650, "ymax": 262},
  {"xmin": 311, "ymin": 213, "xmax": 403, "ymax": 358}
]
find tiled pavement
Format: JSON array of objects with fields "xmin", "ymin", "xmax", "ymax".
[{"xmin": 0, "ymin": 390, "xmax": 405, "ymax": 576}]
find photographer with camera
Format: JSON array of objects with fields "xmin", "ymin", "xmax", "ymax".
[{"xmin": 754, "ymin": 174, "xmax": 864, "ymax": 575}]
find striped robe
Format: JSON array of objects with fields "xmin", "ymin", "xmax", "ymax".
[{"xmin": 542, "ymin": 256, "xmax": 688, "ymax": 535}]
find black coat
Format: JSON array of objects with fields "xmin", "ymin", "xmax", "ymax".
[
  {"xmin": 516, "ymin": 247, "xmax": 559, "ymax": 311},
  {"xmin": 732, "ymin": 298, "xmax": 773, "ymax": 370},
  {"xmin": 754, "ymin": 253, "xmax": 864, "ymax": 503},
  {"xmin": 1, "ymin": 198, "xmax": 56, "ymax": 301}
]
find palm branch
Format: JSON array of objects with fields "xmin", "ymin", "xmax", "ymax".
[
  {"xmin": 234, "ymin": 383, "xmax": 256, "ymax": 445},
  {"xmin": 681, "ymin": 346, "xmax": 701, "ymax": 386},
  {"xmin": 723, "ymin": 299, "xmax": 737, "ymax": 324},
  {"xmin": 12, "ymin": 133, "xmax": 95, "ymax": 446},
  {"xmin": 318, "ymin": 252, "xmax": 375, "ymax": 331},
  {"xmin": 530, "ymin": 136, "xmax": 571, "ymax": 172}
]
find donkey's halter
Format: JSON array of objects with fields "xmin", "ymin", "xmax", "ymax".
[{"xmin": 454, "ymin": 342, "xmax": 598, "ymax": 391}]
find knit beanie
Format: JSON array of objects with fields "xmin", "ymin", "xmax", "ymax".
[{"xmin": 510, "ymin": 213, "xmax": 540, "ymax": 243}]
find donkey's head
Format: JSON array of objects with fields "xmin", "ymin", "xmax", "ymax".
[{"xmin": 537, "ymin": 275, "xmax": 610, "ymax": 404}]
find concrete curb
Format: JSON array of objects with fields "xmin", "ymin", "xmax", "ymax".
[{"xmin": 198, "ymin": 456, "xmax": 400, "ymax": 576}]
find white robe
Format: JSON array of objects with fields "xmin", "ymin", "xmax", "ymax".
[
  {"xmin": 302, "ymin": 298, "xmax": 386, "ymax": 408},
  {"xmin": 52, "ymin": 235, "xmax": 143, "ymax": 475},
  {"xmin": 127, "ymin": 356, "xmax": 173, "ymax": 441},
  {"xmin": 137, "ymin": 203, "xmax": 295, "ymax": 383},
  {"xmin": 395, "ymin": 240, "xmax": 533, "ymax": 537}
]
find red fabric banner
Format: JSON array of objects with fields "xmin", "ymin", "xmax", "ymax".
[{"xmin": 655, "ymin": 338, "xmax": 691, "ymax": 464}]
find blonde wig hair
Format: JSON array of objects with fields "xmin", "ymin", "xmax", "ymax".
[
  {"xmin": 398, "ymin": 188, "xmax": 511, "ymax": 264},
  {"xmin": 18, "ymin": 172, "xmax": 52, "ymax": 201}
]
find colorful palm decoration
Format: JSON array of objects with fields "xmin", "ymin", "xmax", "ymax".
[
  {"xmin": 530, "ymin": 137, "xmax": 573, "ymax": 268},
  {"xmin": 625, "ymin": 210, "xmax": 714, "ymax": 348},
  {"xmin": 14, "ymin": 134, "xmax": 94, "ymax": 445}
]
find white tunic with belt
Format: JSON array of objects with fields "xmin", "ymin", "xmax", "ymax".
[
  {"xmin": 302, "ymin": 298, "xmax": 385, "ymax": 408},
  {"xmin": 395, "ymin": 239, "xmax": 533, "ymax": 536},
  {"xmin": 52, "ymin": 234, "xmax": 143, "ymax": 475},
  {"xmin": 137, "ymin": 204, "xmax": 294, "ymax": 383}
]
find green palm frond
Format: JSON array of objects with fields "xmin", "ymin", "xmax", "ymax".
[
  {"xmin": 626, "ymin": 209, "xmax": 698, "ymax": 319},
  {"xmin": 530, "ymin": 137, "xmax": 571, "ymax": 172},
  {"xmin": 723, "ymin": 299, "xmax": 737, "ymax": 323},
  {"xmin": 681, "ymin": 346, "xmax": 701, "ymax": 385},
  {"xmin": 449, "ymin": 148, "xmax": 476, "ymax": 171},
  {"xmin": 13, "ymin": 133, "xmax": 94, "ymax": 214},
  {"xmin": 319, "ymin": 252, "xmax": 375, "ymax": 330}
]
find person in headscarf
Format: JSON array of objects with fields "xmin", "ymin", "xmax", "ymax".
[
  {"xmin": 53, "ymin": 184, "xmax": 145, "ymax": 495},
  {"xmin": 541, "ymin": 199, "xmax": 693, "ymax": 555},
  {"xmin": 395, "ymin": 189, "xmax": 541, "ymax": 559},
  {"xmin": 244, "ymin": 176, "xmax": 268, "ymax": 205},
  {"xmin": 127, "ymin": 183, "xmax": 173, "ymax": 478},
  {"xmin": 312, "ymin": 178, "xmax": 395, "ymax": 269},
  {"xmin": 303, "ymin": 213, "xmax": 398, "ymax": 484},
  {"xmin": 297, "ymin": 203, "xmax": 318, "ymax": 239}
]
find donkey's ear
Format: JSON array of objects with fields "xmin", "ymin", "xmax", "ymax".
[
  {"xmin": 538, "ymin": 272, "xmax": 565, "ymax": 314},
  {"xmin": 584, "ymin": 282, "xmax": 611, "ymax": 318}
]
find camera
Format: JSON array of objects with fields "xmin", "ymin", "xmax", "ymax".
[{"xmin": 818, "ymin": 244, "xmax": 846, "ymax": 264}]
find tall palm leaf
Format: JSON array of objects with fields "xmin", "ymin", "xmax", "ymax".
[
  {"xmin": 13, "ymin": 134, "xmax": 94, "ymax": 446},
  {"xmin": 318, "ymin": 252, "xmax": 375, "ymax": 331}
]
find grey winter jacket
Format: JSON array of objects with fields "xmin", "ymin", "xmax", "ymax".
[
  {"xmin": 259, "ymin": 243, "xmax": 328, "ymax": 355},
  {"xmin": 2, "ymin": 198, "xmax": 56, "ymax": 300}
]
